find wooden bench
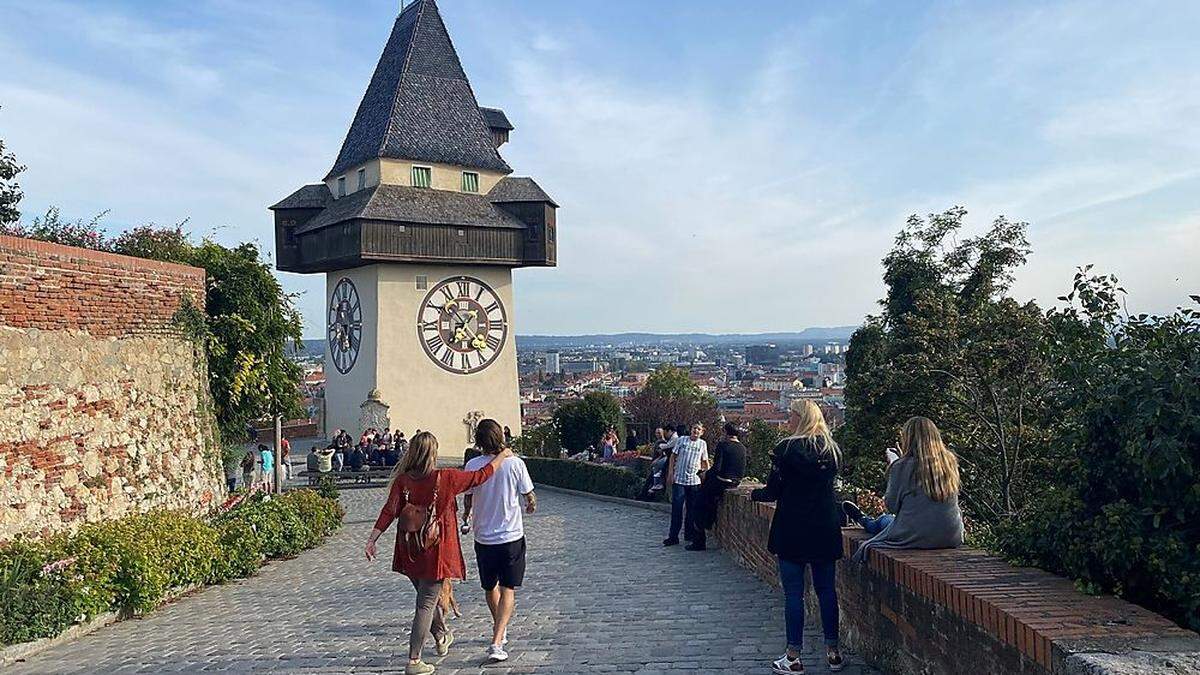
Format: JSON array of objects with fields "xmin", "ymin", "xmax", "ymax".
[{"xmin": 299, "ymin": 468, "xmax": 393, "ymax": 486}]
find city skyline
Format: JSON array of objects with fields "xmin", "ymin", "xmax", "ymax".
[{"xmin": 1, "ymin": 0, "xmax": 1197, "ymax": 338}]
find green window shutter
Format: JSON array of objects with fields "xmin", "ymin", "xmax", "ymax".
[
  {"xmin": 412, "ymin": 166, "xmax": 431, "ymax": 188},
  {"xmin": 462, "ymin": 172, "xmax": 479, "ymax": 193}
]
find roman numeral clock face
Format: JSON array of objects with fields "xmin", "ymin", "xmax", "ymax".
[
  {"xmin": 327, "ymin": 277, "xmax": 362, "ymax": 375},
  {"xmin": 417, "ymin": 276, "xmax": 508, "ymax": 375}
]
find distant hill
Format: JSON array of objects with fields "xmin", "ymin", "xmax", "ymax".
[
  {"xmin": 514, "ymin": 327, "xmax": 859, "ymax": 349},
  {"xmin": 297, "ymin": 327, "xmax": 859, "ymax": 356}
]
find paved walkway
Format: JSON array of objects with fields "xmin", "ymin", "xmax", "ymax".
[{"xmin": 10, "ymin": 486, "xmax": 877, "ymax": 674}]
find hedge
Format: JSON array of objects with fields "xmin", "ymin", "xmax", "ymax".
[
  {"xmin": 0, "ymin": 489, "xmax": 343, "ymax": 647},
  {"xmin": 524, "ymin": 456, "xmax": 644, "ymax": 500}
]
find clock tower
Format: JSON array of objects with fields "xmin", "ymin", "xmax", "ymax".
[{"xmin": 271, "ymin": 0, "xmax": 557, "ymax": 457}]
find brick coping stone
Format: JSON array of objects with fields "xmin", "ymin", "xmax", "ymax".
[{"xmin": 715, "ymin": 485, "xmax": 1200, "ymax": 675}]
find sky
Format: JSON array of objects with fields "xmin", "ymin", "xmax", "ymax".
[{"xmin": 1, "ymin": 0, "xmax": 1197, "ymax": 338}]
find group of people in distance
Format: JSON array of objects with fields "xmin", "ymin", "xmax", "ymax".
[
  {"xmin": 365, "ymin": 419, "xmax": 534, "ymax": 675},
  {"xmin": 309, "ymin": 427, "xmax": 410, "ymax": 474},
  {"xmin": 361, "ymin": 399, "xmax": 964, "ymax": 675}
]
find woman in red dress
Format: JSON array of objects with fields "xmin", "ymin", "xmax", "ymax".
[{"xmin": 365, "ymin": 431, "xmax": 511, "ymax": 675}]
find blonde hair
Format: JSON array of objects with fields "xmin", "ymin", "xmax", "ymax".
[
  {"xmin": 787, "ymin": 399, "xmax": 840, "ymax": 464},
  {"xmin": 388, "ymin": 431, "xmax": 438, "ymax": 490},
  {"xmin": 900, "ymin": 416, "xmax": 960, "ymax": 502}
]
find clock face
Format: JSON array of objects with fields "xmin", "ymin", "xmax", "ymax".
[
  {"xmin": 327, "ymin": 277, "xmax": 362, "ymax": 375},
  {"xmin": 417, "ymin": 276, "xmax": 508, "ymax": 375}
]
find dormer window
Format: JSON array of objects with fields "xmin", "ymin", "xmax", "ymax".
[
  {"xmin": 337, "ymin": 176, "xmax": 346, "ymax": 197},
  {"xmin": 357, "ymin": 168, "xmax": 366, "ymax": 190},
  {"xmin": 461, "ymin": 171, "xmax": 479, "ymax": 193},
  {"xmin": 411, "ymin": 166, "xmax": 432, "ymax": 188}
]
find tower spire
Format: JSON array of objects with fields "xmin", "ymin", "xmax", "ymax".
[{"xmin": 326, "ymin": 0, "xmax": 510, "ymax": 180}]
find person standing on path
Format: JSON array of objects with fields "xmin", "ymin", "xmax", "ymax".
[
  {"xmin": 365, "ymin": 432, "xmax": 513, "ymax": 675},
  {"xmin": 751, "ymin": 400, "xmax": 845, "ymax": 673},
  {"xmin": 258, "ymin": 444, "xmax": 274, "ymax": 492},
  {"xmin": 461, "ymin": 419, "xmax": 537, "ymax": 663},
  {"xmin": 693, "ymin": 422, "xmax": 748, "ymax": 547},
  {"xmin": 663, "ymin": 423, "xmax": 709, "ymax": 548}
]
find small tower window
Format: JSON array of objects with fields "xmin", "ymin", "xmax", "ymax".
[
  {"xmin": 462, "ymin": 171, "xmax": 479, "ymax": 193},
  {"xmin": 357, "ymin": 168, "xmax": 366, "ymax": 190},
  {"xmin": 337, "ymin": 176, "xmax": 346, "ymax": 197},
  {"xmin": 416, "ymin": 275, "xmax": 428, "ymax": 290},
  {"xmin": 411, "ymin": 166, "xmax": 432, "ymax": 188}
]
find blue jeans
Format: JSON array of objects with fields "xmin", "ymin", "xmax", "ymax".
[
  {"xmin": 861, "ymin": 514, "xmax": 895, "ymax": 535},
  {"xmin": 778, "ymin": 558, "xmax": 839, "ymax": 651},
  {"xmin": 668, "ymin": 483, "xmax": 701, "ymax": 543}
]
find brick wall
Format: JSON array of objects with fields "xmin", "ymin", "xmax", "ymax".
[
  {"xmin": 715, "ymin": 485, "xmax": 1200, "ymax": 675},
  {"xmin": 0, "ymin": 235, "xmax": 205, "ymax": 336},
  {"xmin": 0, "ymin": 237, "xmax": 222, "ymax": 541}
]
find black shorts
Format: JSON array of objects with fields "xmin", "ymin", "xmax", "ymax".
[{"xmin": 474, "ymin": 537, "xmax": 527, "ymax": 590}]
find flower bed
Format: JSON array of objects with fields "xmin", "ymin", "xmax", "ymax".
[
  {"xmin": 524, "ymin": 456, "xmax": 644, "ymax": 500},
  {"xmin": 0, "ymin": 489, "xmax": 343, "ymax": 647}
]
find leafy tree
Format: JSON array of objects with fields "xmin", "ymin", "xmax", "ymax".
[
  {"xmin": 111, "ymin": 223, "xmax": 194, "ymax": 262},
  {"xmin": 839, "ymin": 207, "xmax": 1060, "ymax": 523},
  {"xmin": 553, "ymin": 392, "xmax": 623, "ymax": 452},
  {"xmin": 643, "ymin": 365, "xmax": 714, "ymax": 402},
  {"xmin": 998, "ymin": 275, "xmax": 1200, "ymax": 629},
  {"xmin": 116, "ymin": 230, "xmax": 305, "ymax": 442},
  {"xmin": 626, "ymin": 365, "xmax": 720, "ymax": 441},
  {"xmin": 0, "ymin": 207, "xmax": 109, "ymax": 250},
  {"xmin": 514, "ymin": 422, "xmax": 561, "ymax": 458},
  {"xmin": 0, "ymin": 134, "xmax": 23, "ymax": 228},
  {"xmin": 744, "ymin": 419, "xmax": 785, "ymax": 482}
]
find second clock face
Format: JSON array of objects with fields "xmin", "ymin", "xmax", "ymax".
[{"xmin": 417, "ymin": 276, "xmax": 508, "ymax": 375}]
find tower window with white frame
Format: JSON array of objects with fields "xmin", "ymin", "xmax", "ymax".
[
  {"xmin": 337, "ymin": 176, "xmax": 346, "ymax": 197},
  {"xmin": 357, "ymin": 168, "xmax": 366, "ymax": 190}
]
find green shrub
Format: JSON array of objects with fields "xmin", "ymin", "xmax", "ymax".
[
  {"xmin": 0, "ymin": 540, "xmax": 90, "ymax": 645},
  {"xmin": 315, "ymin": 474, "xmax": 340, "ymax": 500},
  {"xmin": 524, "ymin": 457, "xmax": 643, "ymax": 499},
  {"xmin": 0, "ymin": 489, "xmax": 343, "ymax": 647}
]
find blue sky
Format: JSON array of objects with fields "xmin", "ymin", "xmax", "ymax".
[{"xmin": 1, "ymin": 0, "xmax": 1197, "ymax": 338}]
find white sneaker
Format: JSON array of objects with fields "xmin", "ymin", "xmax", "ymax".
[
  {"xmin": 771, "ymin": 654, "xmax": 804, "ymax": 674},
  {"xmin": 486, "ymin": 645, "xmax": 509, "ymax": 662}
]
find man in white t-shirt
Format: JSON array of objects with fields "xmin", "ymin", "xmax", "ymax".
[{"xmin": 462, "ymin": 419, "xmax": 536, "ymax": 664}]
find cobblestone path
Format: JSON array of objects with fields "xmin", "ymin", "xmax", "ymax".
[{"xmin": 11, "ymin": 486, "xmax": 878, "ymax": 674}]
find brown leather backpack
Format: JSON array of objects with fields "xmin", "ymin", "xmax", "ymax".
[{"xmin": 396, "ymin": 474, "xmax": 441, "ymax": 561}]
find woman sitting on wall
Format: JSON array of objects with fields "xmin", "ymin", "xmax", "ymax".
[
  {"xmin": 846, "ymin": 416, "xmax": 964, "ymax": 564},
  {"xmin": 751, "ymin": 399, "xmax": 845, "ymax": 673}
]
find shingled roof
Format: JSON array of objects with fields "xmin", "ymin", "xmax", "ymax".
[
  {"xmin": 297, "ymin": 184, "xmax": 526, "ymax": 234},
  {"xmin": 479, "ymin": 106, "xmax": 514, "ymax": 131},
  {"xmin": 325, "ymin": 0, "xmax": 511, "ymax": 180},
  {"xmin": 270, "ymin": 184, "xmax": 332, "ymax": 210},
  {"xmin": 488, "ymin": 177, "xmax": 558, "ymax": 208}
]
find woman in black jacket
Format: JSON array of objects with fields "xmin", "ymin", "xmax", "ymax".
[{"xmin": 752, "ymin": 400, "xmax": 844, "ymax": 674}]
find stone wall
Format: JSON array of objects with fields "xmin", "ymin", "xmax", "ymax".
[
  {"xmin": 715, "ymin": 484, "xmax": 1200, "ymax": 675},
  {"xmin": 0, "ymin": 236, "xmax": 222, "ymax": 541}
]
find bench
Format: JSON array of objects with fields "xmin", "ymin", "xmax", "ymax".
[{"xmin": 299, "ymin": 468, "xmax": 393, "ymax": 486}]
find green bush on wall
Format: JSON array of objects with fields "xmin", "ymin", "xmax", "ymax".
[
  {"xmin": 524, "ymin": 457, "xmax": 644, "ymax": 500},
  {"xmin": 0, "ymin": 489, "xmax": 344, "ymax": 647}
]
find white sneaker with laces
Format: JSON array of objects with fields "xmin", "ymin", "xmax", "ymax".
[
  {"xmin": 486, "ymin": 644, "xmax": 509, "ymax": 662},
  {"xmin": 771, "ymin": 654, "xmax": 804, "ymax": 674}
]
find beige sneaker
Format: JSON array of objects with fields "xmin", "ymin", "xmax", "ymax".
[
  {"xmin": 435, "ymin": 630, "xmax": 454, "ymax": 657},
  {"xmin": 405, "ymin": 660, "xmax": 435, "ymax": 675}
]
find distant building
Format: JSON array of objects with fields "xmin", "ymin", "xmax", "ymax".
[
  {"xmin": 562, "ymin": 359, "xmax": 599, "ymax": 374},
  {"xmin": 802, "ymin": 344, "xmax": 814, "ymax": 357},
  {"xmin": 746, "ymin": 344, "xmax": 780, "ymax": 366},
  {"xmin": 543, "ymin": 351, "xmax": 561, "ymax": 374}
]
